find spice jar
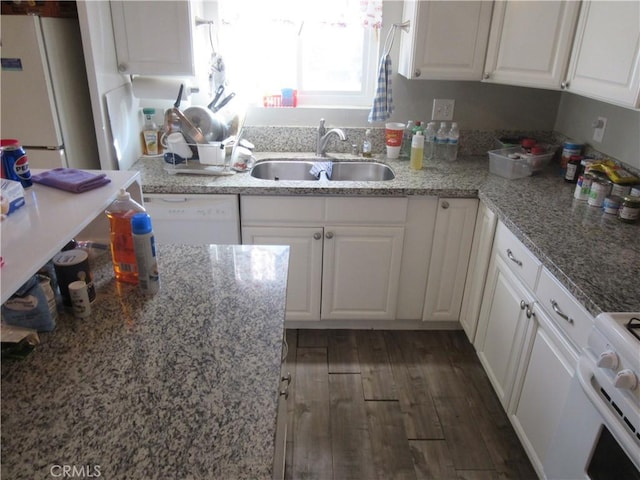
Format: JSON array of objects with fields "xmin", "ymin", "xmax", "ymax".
[
  {"xmin": 618, "ymin": 195, "xmax": 640, "ymax": 223},
  {"xmin": 564, "ymin": 155, "xmax": 582, "ymax": 183}
]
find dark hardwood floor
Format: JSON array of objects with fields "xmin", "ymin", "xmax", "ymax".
[{"xmin": 283, "ymin": 329, "xmax": 538, "ymax": 480}]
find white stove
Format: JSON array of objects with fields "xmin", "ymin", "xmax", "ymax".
[
  {"xmin": 588, "ymin": 312, "xmax": 640, "ymax": 435},
  {"xmin": 545, "ymin": 312, "xmax": 640, "ymax": 479}
]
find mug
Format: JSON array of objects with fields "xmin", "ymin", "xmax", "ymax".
[{"xmin": 163, "ymin": 132, "xmax": 193, "ymax": 159}]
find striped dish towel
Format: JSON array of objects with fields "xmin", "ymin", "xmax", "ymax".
[{"xmin": 368, "ymin": 53, "xmax": 394, "ymax": 122}]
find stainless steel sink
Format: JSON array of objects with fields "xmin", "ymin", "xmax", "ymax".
[
  {"xmin": 250, "ymin": 160, "xmax": 318, "ymax": 181},
  {"xmin": 250, "ymin": 160, "xmax": 395, "ymax": 182},
  {"xmin": 330, "ymin": 161, "xmax": 395, "ymax": 181}
]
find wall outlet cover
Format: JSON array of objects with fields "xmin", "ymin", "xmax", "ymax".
[
  {"xmin": 592, "ymin": 116, "xmax": 607, "ymax": 143},
  {"xmin": 432, "ymin": 99, "xmax": 455, "ymax": 121}
]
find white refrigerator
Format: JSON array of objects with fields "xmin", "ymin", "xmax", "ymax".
[{"xmin": 0, "ymin": 15, "xmax": 99, "ymax": 170}]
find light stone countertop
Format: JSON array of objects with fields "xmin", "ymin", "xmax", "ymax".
[
  {"xmin": 1, "ymin": 244, "xmax": 289, "ymax": 480},
  {"xmin": 131, "ymin": 153, "xmax": 640, "ymax": 315}
]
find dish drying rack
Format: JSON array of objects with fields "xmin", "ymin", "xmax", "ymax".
[{"xmin": 164, "ymin": 141, "xmax": 236, "ymax": 176}]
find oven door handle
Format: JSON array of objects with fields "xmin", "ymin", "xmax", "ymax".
[{"xmin": 577, "ymin": 356, "xmax": 640, "ymax": 463}]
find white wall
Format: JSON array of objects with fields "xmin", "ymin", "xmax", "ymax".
[{"xmin": 555, "ymin": 93, "xmax": 640, "ymax": 169}]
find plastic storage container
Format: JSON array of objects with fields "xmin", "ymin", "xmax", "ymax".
[{"xmin": 488, "ymin": 146, "xmax": 555, "ymax": 179}]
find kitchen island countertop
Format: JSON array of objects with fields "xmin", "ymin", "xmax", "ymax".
[
  {"xmin": 132, "ymin": 153, "xmax": 640, "ymax": 315},
  {"xmin": 1, "ymin": 244, "xmax": 289, "ymax": 480}
]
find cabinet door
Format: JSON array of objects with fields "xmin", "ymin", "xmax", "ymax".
[
  {"xmin": 110, "ymin": 1, "xmax": 196, "ymax": 75},
  {"xmin": 242, "ymin": 226, "xmax": 323, "ymax": 322},
  {"xmin": 423, "ymin": 198, "xmax": 478, "ymax": 322},
  {"xmin": 398, "ymin": 1, "xmax": 493, "ymax": 80},
  {"xmin": 483, "ymin": 1, "xmax": 580, "ymax": 89},
  {"xmin": 510, "ymin": 306, "xmax": 575, "ymax": 475},
  {"xmin": 475, "ymin": 254, "xmax": 533, "ymax": 409},
  {"xmin": 459, "ymin": 202, "xmax": 497, "ymax": 341},
  {"xmin": 321, "ymin": 226, "xmax": 404, "ymax": 320},
  {"xmin": 565, "ymin": 1, "xmax": 640, "ymax": 108}
]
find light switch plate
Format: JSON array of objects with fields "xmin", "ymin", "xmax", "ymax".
[
  {"xmin": 593, "ymin": 116, "xmax": 607, "ymax": 143},
  {"xmin": 432, "ymin": 99, "xmax": 455, "ymax": 121}
]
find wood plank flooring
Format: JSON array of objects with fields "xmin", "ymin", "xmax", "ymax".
[{"xmin": 284, "ymin": 329, "xmax": 537, "ymax": 480}]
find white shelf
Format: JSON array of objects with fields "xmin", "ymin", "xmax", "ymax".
[{"xmin": 1, "ymin": 170, "xmax": 141, "ymax": 304}]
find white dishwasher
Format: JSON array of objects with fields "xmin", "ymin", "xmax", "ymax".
[{"xmin": 142, "ymin": 194, "xmax": 240, "ymax": 244}]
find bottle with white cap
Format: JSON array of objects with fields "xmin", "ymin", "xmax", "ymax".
[
  {"xmin": 131, "ymin": 213, "xmax": 160, "ymax": 294},
  {"xmin": 410, "ymin": 131, "xmax": 424, "ymax": 170},
  {"xmin": 446, "ymin": 122, "xmax": 459, "ymax": 161},
  {"xmin": 435, "ymin": 122, "xmax": 448, "ymax": 161}
]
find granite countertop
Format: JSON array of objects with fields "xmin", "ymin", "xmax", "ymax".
[
  {"xmin": 1, "ymin": 244, "xmax": 289, "ymax": 480},
  {"xmin": 131, "ymin": 154, "xmax": 640, "ymax": 315}
]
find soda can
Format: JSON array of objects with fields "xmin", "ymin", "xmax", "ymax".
[{"xmin": 1, "ymin": 143, "xmax": 32, "ymax": 188}]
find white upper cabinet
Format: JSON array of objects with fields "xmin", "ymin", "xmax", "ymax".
[
  {"xmin": 482, "ymin": 1, "xmax": 580, "ymax": 89},
  {"xmin": 398, "ymin": 1, "xmax": 493, "ymax": 80},
  {"xmin": 110, "ymin": 1, "xmax": 196, "ymax": 76},
  {"xmin": 565, "ymin": 1, "xmax": 640, "ymax": 109}
]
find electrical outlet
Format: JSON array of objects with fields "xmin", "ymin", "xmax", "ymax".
[
  {"xmin": 592, "ymin": 116, "xmax": 607, "ymax": 143},
  {"xmin": 432, "ymin": 99, "xmax": 455, "ymax": 121}
]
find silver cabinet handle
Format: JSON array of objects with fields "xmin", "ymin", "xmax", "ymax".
[
  {"xmin": 561, "ymin": 81, "xmax": 570, "ymax": 89},
  {"xmin": 441, "ymin": 200, "xmax": 450, "ymax": 209},
  {"xmin": 325, "ymin": 232, "xmax": 334, "ymax": 239},
  {"xmin": 281, "ymin": 372, "xmax": 291, "ymax": 386},
  {"xmin": 313, "ymin": 232, "xmax": 322, "ymax": 240},
  {"xmin": 507, "ymin": 249, "xmax": 523, "ymax": 267},
  {"xmin": 415, "ymin": 69, "xmax": 421, "ymax": 78},
  {"xmin": 483, "ymin": 72, "xmax": 490, "ymax": 80},
  {"xmin": 551, "ymin": 299, "xmax": 573, "ymax": 325},
  {"xmin": 526, "ymin": 306, "xmax": 534, "ymax": 319},
  {"xmin": 520, "ymin": 300, "xmax": 528, "ymax": 310},
  {"xmin": 118, "ymin": 63, "xmax": 128, "ymax": 73}
]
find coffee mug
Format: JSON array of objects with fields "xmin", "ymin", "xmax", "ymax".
[{"xmin": 164, "ymin": 132, "xmax": 193, "ymax": 159}]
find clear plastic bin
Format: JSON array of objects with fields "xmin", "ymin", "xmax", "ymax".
[{"xmin": 488, "ymin": 146, "xmax": 555, "ymax": 179}]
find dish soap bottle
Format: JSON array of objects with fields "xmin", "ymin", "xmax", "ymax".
[
  {"xmin": 105, "ymin": 189, "xmax": 146, "ymax": 284},
  {"xmin": 410, "ymin": 131, "xmax": 424, "ymax": 170},
  {"xmin": 362, "ymin": 129, "xmax": 372, "ymax": 158},
  {"xmin": 141, "ymin": 108, "xmax": 159, "ymax": 155}
]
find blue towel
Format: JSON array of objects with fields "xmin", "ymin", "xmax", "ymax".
[
  {"xmin": 368, "ymin": 53, "xmax": 394, "ymax": 122},
  {"xmin": 309, "ymin": 162, "xmax": 332, "ymax": 179}
]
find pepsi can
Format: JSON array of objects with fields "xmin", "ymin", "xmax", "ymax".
[{"xmin": 1, "ymin": 143, "xmax": 32, "ymax": 188}]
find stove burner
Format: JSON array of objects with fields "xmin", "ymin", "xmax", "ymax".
[{"xmin": 626, "ymin": 317, "xmax": 640, "ymax": 341}]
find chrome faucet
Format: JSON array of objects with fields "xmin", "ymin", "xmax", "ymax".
[{"xmin": 316, "ymin": 119, "xmax": 346, "ymax": 156}]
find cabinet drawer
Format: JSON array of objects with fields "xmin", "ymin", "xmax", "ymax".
[
  {"xmin": 241, "ymin": 196, "xmax": 325, "ymax": 224},
  {"xmin": 325, "ymin": 197, "xmax": 408, "ymax": 224},
  {"xmin": 493, "ymin": 221, "xmax": 541, "ymax": 291},
  {"xmin": 535, "ymin": 267, "xmax": 594, "ymax": 350}
]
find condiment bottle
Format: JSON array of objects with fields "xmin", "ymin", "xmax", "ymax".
[
  {"xmin": 564, "ymin": 155, "xmax": 582, "ymax": 183},
  {"xmin": 105, "ymin": 189, "xmax": 146, "ymax": 284},
  {"xmin": 141, "ymin": 108, "xmax": 159, "ymax": 155},
  {"xmin": 362, "ymin": 129, "xmax": 372, "ymax": 158},
  {"xmin": 410, "ymin": 131, "xmax": 424, "ymax": 170}
]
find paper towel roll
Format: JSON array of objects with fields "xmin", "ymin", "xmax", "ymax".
[{"xmin": 131, "ymin": 77, "xmax": 198, "ymax": 100}]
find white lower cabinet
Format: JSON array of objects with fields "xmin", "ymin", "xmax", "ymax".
[
  {"xmin": 242, "ymin": 226, "xmax": 323, "ymax": 321},
  {"xmin": 475, "ymin": 253, "xmax": 535, "ymax": 408},
  {"xmin": 241, "ymin": 196, "xmax": 408, "ymax": 323},
  {"xmin": 321, "ymin": 226, "xmax": 405, "ymax": 320},
  {"xmin": 475, "ymin": 220, "xmax": 591, "ymax": 478},
  {"xmin": 509, "ymin": 305, "xmax": 576, "ymax": 478},
  {"xmin": 423, "ymin": 198, "xmax": 478, "ymax": 322},
  {"xmin": 459, "ymin": 202, "xmax": 497, "ymax": 342}
]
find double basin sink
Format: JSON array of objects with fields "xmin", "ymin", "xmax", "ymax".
[{"xmin": 250, "ymin": 159, "xmax": 395, "ymax": 182}]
